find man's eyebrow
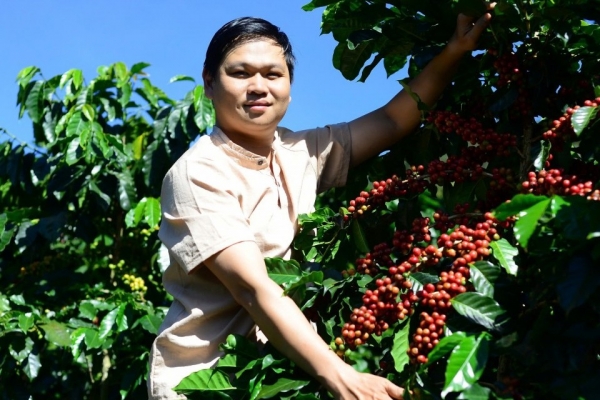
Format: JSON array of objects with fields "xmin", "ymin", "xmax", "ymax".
[{"xmin": 225, "ymin": 62, "xmax": 285, "ymax": 69}]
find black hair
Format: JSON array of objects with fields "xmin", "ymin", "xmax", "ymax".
[{"xmin": 203, "ymin": 17, "xmax": 296, "ymax": 83}]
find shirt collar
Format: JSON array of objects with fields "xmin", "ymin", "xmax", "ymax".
[{"xmin": 210, "ymin": 126, "xmax": 280, "ymax": 171}]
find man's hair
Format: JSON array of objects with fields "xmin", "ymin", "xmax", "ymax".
[{"xmin": 203, "ymin": 17, "xmax": 296, "ymax": 83}]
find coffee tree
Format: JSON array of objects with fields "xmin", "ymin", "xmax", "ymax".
[
  {"xmin": 0, "ymin": 63, "xmax": 213, "ymax": 399},
  {"xmin": 174, "ymin": 0, "xmax": 600, "ymax": 399}
]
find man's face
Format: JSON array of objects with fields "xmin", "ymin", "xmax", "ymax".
[{"xmin": 204, "ymin": 39, "xmax": 292, "ymax": 139}]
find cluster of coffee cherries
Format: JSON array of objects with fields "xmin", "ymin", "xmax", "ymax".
[
  {"xmin": 487, "ymin": 48, "xmax": 531, "ymax": 119},
  {"xmin": 521, "ymin": 169, "xmax": 599, "ymax": 199},
  {"xmin": 344, "ymin": 174, "xmax": 428, "ymax": 221},
  {"xmin": 542, "ymin": 98, "xmax": 600, "ymax": 149},
  {"xmin": 428, "ymin": 110, "xmax": 517, "ymax": 157},
  {"xmin": 333, "ymin": 211, "xmax": 506, "ymax": 363},
  {"xmin": 488, "ymin": 49, "xmax": 522, "ymax": 88}
]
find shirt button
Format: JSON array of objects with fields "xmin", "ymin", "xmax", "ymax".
[{"xmin": 258, "ymin": 160, "xmax": 264, "ymax": 165}]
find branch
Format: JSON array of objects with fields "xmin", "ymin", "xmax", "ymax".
[{"xmin": 0, "ymin": 127, "xmax": 47, "ymax": 156}]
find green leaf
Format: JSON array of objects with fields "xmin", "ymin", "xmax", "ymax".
[
  {"xmin": 174, "ymin": 369, "xmax": 235, "ymax": 393},
  {"xmin": 490, "ymin": 239, "xmax": 518, "ymax": 276},
  {"xmin": 257, "ymin": 378, "xmax": 310, "ymax": 399},
  {"xmin": 557, "ymin": 255, "xmax": 600, "ymax": 312},
  {"xmin": 9, "ymin": 294, "xmax": 26, "ymax": 306},
  {"xmin": 514, "ymin": 198, "xmax": 551, "ymax": 248},
  {"xmin": 351, "ymin": 219, "xmax": 370, "ymax": 253},
  {"xmin": 391, "ymin": 320, "xmax": 410, "ymax": 373},
  {"xmin": 0, "ymin": 223, "xmax": 14, "ymax": 252},
  {"xmin": 408, "ymin": 272, "xmax": 439, "ymax": 293},
  {"xmin": 25, "ymin": 80, "xmax": 45, "ymax": 123},
  {"xmin": 99, "ymin": 307, "xmax": 119, "ymax": 339},
  {"xmin": 66, "ymin": 111, "xmax": 86, "ymax": 137},
  {"xmin": 282, "ymin": 271, "xmax": 324, "ymax": 294},
  {"xmin": 492, "ymin": 194, "xmax": 548, "ymax": 221},
  {"xmin": 70, "ymin": 328, "xmax": 86, "ymax": 359},
  {"xmin": 84, "ymin": 327, "xmax": 103, "ymax": 348},
  {"xmin": 18, "ymin": 312, "xmax": 35, "ymax": 332},
  {"xmin": 265, "ymin": 258, "xmax": 302, "ymax": 285},
  {"xmin": 302, "ymin": 0, "xmax": 339, "ymax": 11},
  {"xmin": 193, "ymin": 85, "xmax": 215, "ymax": 131},
  {"xmin": 425, "ymin": 332, "xmax": 467, "ymax": 366},
  {"xmin": 113, "ymin": 61, "xmax": 128, "ymax": 82},
  {"xmin": 441, "ymin": 333, "xmax": 490, "ymax": 398},
  {"xmin": 116, "ymin": 169, "xmax": 137, "ymax": 211},
  {"xmin": 133, "ymin": 133, "xmax": 145, "ymax": 160},
  {"xmin": 144, "ymin": 197, "xmax": 161, "ymax": 227},
  {"xmin": 469, "ymin": 261, "xmax": 500, "ymax": 298},
  {"xmin": 451, "ymin": 292, "xmax": 507, "ymax": 331},
  {"xmin": 333, "ymin": 39, "xmax": 377, "ymax": 81},
  {"xmin": 16, "ymin": 66, "xmax": 40, "ymax": 87},
  {"xmin": 571, "ymin": 106, "xmax": 598, "ymax": 136},
  {"xmin": 23, "ymin": 351, "xmax": 42, "ymax": 380},
  {"xmin": 115, "ymin": 303, "xmax": 128, "ymax": 332},
  {"xmin": 126, "ymin": 199, "xmax": 147, "ymax": 228},
  {"xmin": 533, "ymin": 140, "xmax": 551, "ymax": 171},
  {"xmin": 136, "ymin": 314, "xmax": 163, "ymax": 335},
  {"xmin": 130, "ymin": 62, "xmax": 151, "ymax": 75},
  {"xmin": 79, "ymin": 301, "xmax": 97, "ymax": 320},
  {"xmin": 457, "ymin": 383, "xmax": 492, "ymax": 399},
  {"xmin": 81, "ymin": 103, "xmax": 96, "ymax": 121},
  {"xmin": 40, "ymin": 320, "xmax": 72, "ymax": 347},
  {"xmin": 9, "ymin": 336, "xmax": 33, "ymax": 363},
  {"xmin": 170, "ymin": 75, "xmax": 196, "ymax": 83}
]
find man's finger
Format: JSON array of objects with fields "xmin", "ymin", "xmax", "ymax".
[
  {"xmin": 468, "ymin": 12, "xmax": 492, "ymax": 40},
  {"xmin": 385, "ymin": 381, "xmax": 405, "ymax": 399}
]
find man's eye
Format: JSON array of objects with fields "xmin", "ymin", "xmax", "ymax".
[{"xmin": 232, "ymin": 71, "xmax": 248, "ymax": 77}]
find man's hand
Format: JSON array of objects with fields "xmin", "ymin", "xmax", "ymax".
[{"xmin": 447, "ymin": 3, "xmax": 496, "ymax": 55}]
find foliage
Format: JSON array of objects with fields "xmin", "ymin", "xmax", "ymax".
[
  {"xmin": 174, "ymin": 0, "xmax": 600, "ymax": 399},
  {"xmin": 0, "ymin": 63, "xmax": 213, "ymax": 399},
  {"xmin": 2, "ymin": 0, "xmax": 600, "ymax": 399}
]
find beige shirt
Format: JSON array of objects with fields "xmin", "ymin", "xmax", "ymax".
[{"xmin": 148, "ymin": 124, "xmax": 352, "ymax": 399}]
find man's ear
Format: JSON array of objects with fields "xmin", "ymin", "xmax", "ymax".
[{"xmin": 202, "ymin": 69, "xmax": 214, "ymax": 99}]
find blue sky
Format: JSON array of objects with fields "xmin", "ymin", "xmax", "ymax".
[{"xmin": 0, "ymin": 1, "xmax": 404, "ymax": 144}]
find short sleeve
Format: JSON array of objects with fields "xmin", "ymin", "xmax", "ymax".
[
  {"xmin": 307, "ymin": 123, "xmax": 353, "ymax": 193},
  {"xmin": 158, "ymin": 158, "xmax": 255, "ymax": 274}
]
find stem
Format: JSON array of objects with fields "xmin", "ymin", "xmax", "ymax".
[
  {"xmin": 86, "ymin": 354, "xmax": 95, "ymax": 384},
  {"xmin": 447, "ymin": 212, "xmax": 484, "ymax": 220},
  {"xmin": 0, "ymin": 128, "xmax": 47, "ymax": 156},
  {"xmin": 100, "ymin": 349, "xmax": 111, "ymax": 400},
  {"xmin": 519, "ymin": 121, "xmax": 533, "ymax": 182}
]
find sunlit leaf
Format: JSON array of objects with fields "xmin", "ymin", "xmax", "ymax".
[
  {"xmin": 441, "ymin": 333, "xmax": 490, "ymax": 398},
  {"xmin": 25, "ymin": 80, "xmax": 45, "ymax": 123},
  {"xmin": 23, "ymin": 351, "xmax": 42, "ymax": 380},
  {"xmin": 256, "ymin": 378, "xmax": 309, "ymax": 399},
  {"xmin": 99, "ymin": 307, "xmax": 119, "ymax": 339},
  {"xmin": 572, "ymin": 106, "xmax": 598, "ymax": 136},
  {"xmin": 513, "ymin": 198, "xmax": 550, "ymax": 248},
  {"xmin": 492, "ymin": 194, "xmax": 548, "ymax": 221},
  {"xmin": 174, "ymin": 369, "xmax": 235, "ymax": 393},
  {"xmin": 40, "ymin": 321, "xmax": 72, "ymax": 347},
  {"xmin": 170, "ymin": 75, "xmax": 196, "ymax": 83},
  {"xmin": 490, "ymin": 239, "xmax": 518, "ymax": 276},
  {"xmin": 136, "ymin": 314, "xmax": 163, "ymax": 335},
  {"xmin": 144, "ymin": 197, "xmax": 161, "ymax": 227},
  {"xmin": 391, "ymin": 320, "xmax": 410, "ymax": 373},
  {"xmin": 469, "ymin": 261, "xmax": 501, "ymax": 298},
  {"xmin": 425, "ymin": 332, "xmax": 467, "ymax": 366},
  {"xmin": 451, "ymin": 292, "xmax": 507, "ymax": 331}
]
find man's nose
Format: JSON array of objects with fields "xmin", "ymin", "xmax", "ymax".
[{"xmin": 247, "ymin": 73, "xmax": 267, "ymax": 93}]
